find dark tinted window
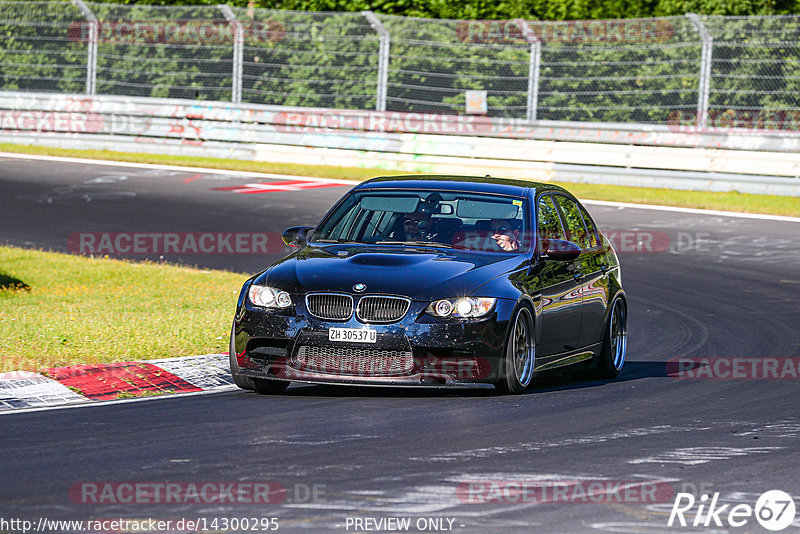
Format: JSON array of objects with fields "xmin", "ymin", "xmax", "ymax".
[
  {"xmin": 554, "ymin": 195, "xmax": 590, "ymax": 248},
  {"xmin": 577, "ymin": 203, "xmax": 601, "ymax": 248},
  {"xmin": 537, "ymin": 195, "xmax": 566, "ymax": 242},
  {"xmin": 312, "ymin": 189, "xmax": 528, "ymax": 253}
]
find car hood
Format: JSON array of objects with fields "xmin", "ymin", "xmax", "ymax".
[{"xmin": 262, "ymin": 245, "xmax": 524, "ymax": 300}]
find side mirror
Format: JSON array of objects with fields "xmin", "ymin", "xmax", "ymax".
[
  {"xmin": 541, "ymin": 238, "xmax": 581, "ymax": 262},
  {"xmin": 282, "ymin": 226, "xmax": 314, "ymax": 248}
]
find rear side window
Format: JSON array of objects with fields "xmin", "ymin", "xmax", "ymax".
[
  {"xmin": 577, "ymin": 204, "xmax": 601, "ymax": 248},
  {"xmin": 554, "ymin": 195, "xmax": 591, "ymax": 248},
  {"xmin": 537, "ymin": 195, "xmax": 566, "ymax": 243}
]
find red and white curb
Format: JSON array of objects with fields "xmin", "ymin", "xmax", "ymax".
[{"xmin": 0, "ymin": 353, "xmax": 234, "ymax": 413}]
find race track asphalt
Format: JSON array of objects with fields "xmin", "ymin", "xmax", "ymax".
[{"xmin": 1, "ymin": 154, "xmax": 799, "ymax": 533}]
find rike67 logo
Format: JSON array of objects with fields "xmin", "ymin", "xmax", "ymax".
[{"xmin": 668, "ymin": 490, "xmax": 796, "ymax": 531}]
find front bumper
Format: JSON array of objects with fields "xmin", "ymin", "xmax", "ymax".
[{"xmin": 232, "ymin": 297, "xmax": 515, "ymax": 387}]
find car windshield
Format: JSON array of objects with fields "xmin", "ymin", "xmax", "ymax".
[{"xmin": 311, "ymin": 189, "xmax": 529, "ymax": 253}]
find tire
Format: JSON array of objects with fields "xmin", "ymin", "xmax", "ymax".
[
  {"xmin": 229, "ymin": 324, "xmax": 255, "ymax": 391},
  {"xmin": 594, "ymin": 297, "xmax": 627, "ymax": 379},
  {"xmin": 495, "ymin": 305, "xmax": 536, "ymax": 395},
  {"xmin": 252, "ymin": 378, "xmax": 290, "ymax": 395}
]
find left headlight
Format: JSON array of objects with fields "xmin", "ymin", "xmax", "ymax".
[
  {"xmin": 426, "ymin": 297, "xmax": 496, "ymax": 319},
  {"xmin": 248, "ymin": 285, "xmax": 292, "ymax": 309}
]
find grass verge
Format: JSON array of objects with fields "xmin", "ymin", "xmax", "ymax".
[
  {"xmin": 0, "ymin": 245, "xmax": 244, "ymax": 372},
  {"xmin": 2, "ymin": 143, "xmax": 799, "ymax": 217},
  {"xmin": 0, "ymin": 142, "xmax": 402, "ymax": 182}
]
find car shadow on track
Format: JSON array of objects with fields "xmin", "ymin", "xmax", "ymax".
[
  {"xmin": 528, "ymin": 360, "xmax": 670, "ymax": 394},
  {"xmin": 279, "ymin": 383, "xmax": 498, "ymax": 398},
  {"xmin": 259, "ymin": 361, "xmax": 669, "ymax": 398}
]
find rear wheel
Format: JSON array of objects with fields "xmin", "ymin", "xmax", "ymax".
[
  {"xmin": 594, "ymin": 297, "xmax": 627, "ymax": 379},
  {"xmin": 495, "ymin": 305, "xmax": 536, "ymax": 394}
]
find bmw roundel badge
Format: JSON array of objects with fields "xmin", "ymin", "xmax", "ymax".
[{"xmin": 353, "ymin": 283, "xmax": 366, "ymax": 292}]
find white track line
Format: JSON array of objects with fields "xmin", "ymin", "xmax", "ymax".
[
  {"xmin": 581, "ymin": 199, "xmax": 800, "ymax": 223},
  {"xmin": 2, "ymin": 151, "xmax": 798, "ymax": 223},
  {"xmin": 0, "ymin": 385, "xmax": 239, "ymax": 417},
  {"xmin": 0, "ymin": 151, "xmax": 356, "ymax": 185}
]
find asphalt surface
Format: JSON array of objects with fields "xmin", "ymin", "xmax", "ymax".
[{"xmin": 1, "ymin": 154, "xmax": 800, "ymax": 533}]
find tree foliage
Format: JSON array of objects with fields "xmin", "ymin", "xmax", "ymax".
[
  {"xmin": 96, "ymin": 0, "xmax": 800, "ymax": 19},
  {"xmin": 1, "ymin": 0, "xmax": 798, "ymax": 127}
]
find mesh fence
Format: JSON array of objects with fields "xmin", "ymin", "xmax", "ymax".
[
  {"xmin": 232, "ymin": 8, "xmax": 380, "ymax": 109},
  {"xmin": 0, "ymin": 1, "xmax": 88, "ymax": 93},
  {"xmin": 703, "ymin": 15, "xmax": 800, "ymax": 128},
  {"xmin": 1, "ymin": 1, "xmax": 799, "ymax": 128},
  {"xmin": 534, "ymin": 17, "xmax": 702, "ymax": 123},
  {"xmin": 86, "ymin": 2, "xmax": 234, "ymax": 101},
  {"xmin": 377, "ymin": 14, "xmax": 531, "ymax": 117}
]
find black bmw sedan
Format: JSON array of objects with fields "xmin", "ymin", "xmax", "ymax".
[{"xmin": 230, "ymin": 175, "xmax": 627, "ymax": 394}]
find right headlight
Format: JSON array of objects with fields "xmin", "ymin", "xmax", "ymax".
[
  {"xmin": 426, "ymin": 297, "xmax": 496, "ymax": 319},
  {"xmin": 247, "ymin": 285, "xmax": 292, "ymax": 309}
]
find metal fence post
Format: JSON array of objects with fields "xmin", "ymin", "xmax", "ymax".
[
  {"xmin": 219, "ymin": 5, "xmax": 243, "ymax": 104},
  {"xmin": 686, "ymin": 14, "xmax": 713, "ymax": 129},
  {"xmin": 515, "ymin": 19, "xmax": 541, "ymax": 122},
  {"xmin": 362, "ymin": 11, "xmax": 389, "ymax": 112},
  {"xmin": 72, "ymin": 0, "xmax": 97, "ymax": 95}
]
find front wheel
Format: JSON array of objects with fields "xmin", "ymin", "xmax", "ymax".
[
  {"xmin": 594, "ymin": 297, "xmax": 627, "ymax": 379},
  {"xmin": 229, "ymin": 324, "xmax": 255, "ymax": 391},
  {"xmin": 495, "ymin": 305, "xmax": 536, "ymax": 395}
]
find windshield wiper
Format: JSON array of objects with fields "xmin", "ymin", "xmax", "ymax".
[
  {"xmin": 312, "ymin": 239, "xmax": 364, "ymax": 245},
  {"xmin": 376, "ymin": 240, "xmax": 455, "ymax": 249}
]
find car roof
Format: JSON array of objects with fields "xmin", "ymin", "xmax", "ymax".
[{"xmin": 353, "ymin": 175, "xmax": 569, "ymax": 197}]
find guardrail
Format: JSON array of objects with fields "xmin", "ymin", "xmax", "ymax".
[{"xmin": 1, "ymin": 92, "xmax": 799, "ymax": 196}]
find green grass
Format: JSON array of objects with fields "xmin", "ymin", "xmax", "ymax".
[
  {"xmin": 2, "ymin": 143, "xmax": 799, "ymax": 217},
  {"xmin": 0, "ymin": 143, "xmax": 404, "ymax": 182},
  {"xmin": 0, "ymin": 246, "xmax": 244, "ymax": 373},
  {"xmin": 562, "ymin": 182, "xmax": 800, "ymax": 217}
]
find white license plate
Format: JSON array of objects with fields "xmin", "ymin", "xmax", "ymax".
[{"xmin": 328, "ymin": 327, "xmax": 377, "ymax": 343}]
